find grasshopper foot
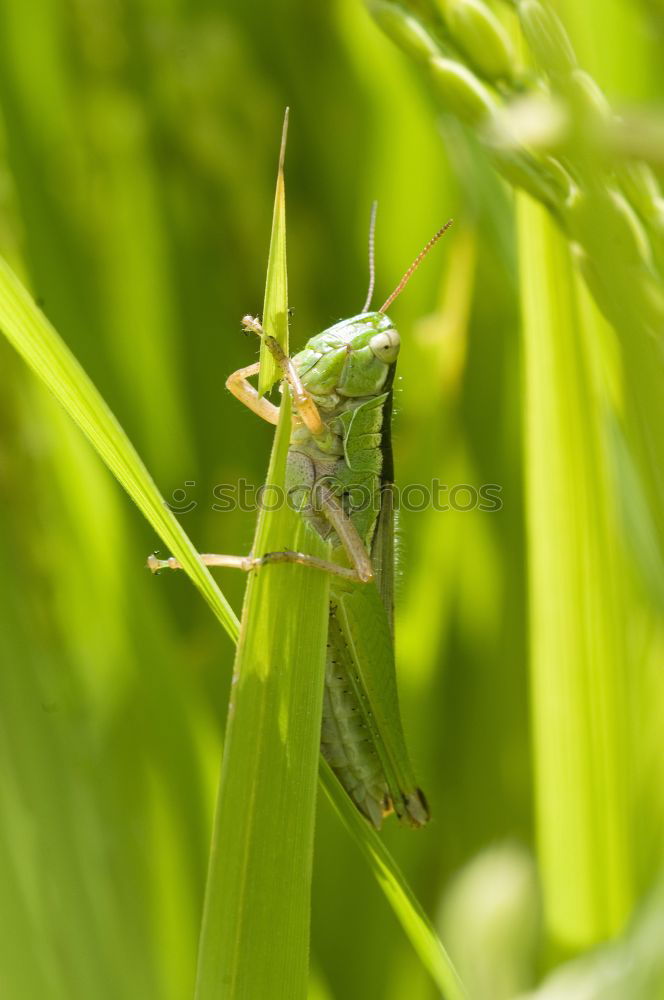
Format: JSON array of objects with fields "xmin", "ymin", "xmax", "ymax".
[{"xmin": 147, "ymin": 552, "xmax": 180, "ymax": 573}]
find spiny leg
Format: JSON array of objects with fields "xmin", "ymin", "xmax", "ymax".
[
  {"xmin": 148, "ymin": 486, "xmax": 374, "ymax": 584},
  {"xmin": 315, "ymin": 486, "xmax": 373, "ymax": 583},
  {"xmin": 148, "ymin": 552, "xmax": 259, "ymax": 573},
  {"xmin": 225, "ymin": 362, "xmax": 280, "ymax": 425},
  {"xmin": 241, "ymin": 315, "xmax": 324, "ymax": 437},
  {"xmin": 225, "ymin": 320, "xmax": 324, "ymax": 436},
  {"xmin": 148, "ymin": 549, "xmax": 361, "ymax": 582}
]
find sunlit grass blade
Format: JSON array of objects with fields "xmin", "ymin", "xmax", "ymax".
[
  {"xmin": 195, "ymin": 397, "xmax": 330, "ymax": 1000},
  {"xmin": 517, "ymin": 193, "xmax": 633, "ymax": 949},
  {"xmin": 258, "ymin": 108, "xmax": 290, "ymax": 396},
  {"xmin": 0, "ymin": 255, "xmax": 239, "ymax": 643},
  {"xmin": 194, "ymin": 126, "xmax": 331, "ymax": 1000},
  {"xmin": 320, "ymin": 762, "xmax": 468, "ymax": 1000}
]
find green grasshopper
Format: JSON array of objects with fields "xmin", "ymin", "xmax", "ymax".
[{"xmin": 149, "ymin": 213, "xmax": 452, "ymax": 828}]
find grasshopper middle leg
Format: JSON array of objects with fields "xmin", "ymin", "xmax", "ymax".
[{"xmin": 148, "ymin": 487, "xmax": 373, "ymax": 584}]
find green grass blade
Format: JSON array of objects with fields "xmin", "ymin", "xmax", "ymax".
[
  {"xmin": 0, "ymin": 255, "xmax": 239, "ymax": 643},
  {"xmin": 517, "ymin": 193, "xmax": 633, "ymax": 948},
  {"xmin": 320, "ymin": 762, "xmax": 468, "ymax": 1000},
  {"xmin": 195, "ymin": 395, "xmax": 330, "ymax": 1000},
  {"xmin": 194, "ymin": 131, "xmax": 331, "ymax": 1000},
  {"xmin": 258, "ymin": 108, "xmax": 290, "ymax": 396}
]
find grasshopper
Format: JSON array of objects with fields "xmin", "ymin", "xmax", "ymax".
[{"xmin": 149, "ymin": 213, "xmax": 452, "ymax": 828}]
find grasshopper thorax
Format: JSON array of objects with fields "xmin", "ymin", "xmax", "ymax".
[{"xmin": 294, "ymin": 311, "xmax": 399, "ymax": 400}]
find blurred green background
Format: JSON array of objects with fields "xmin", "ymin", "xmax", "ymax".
[{"xmin": 0, "ymin": 0, "xmax": 662, "ymax": 997}]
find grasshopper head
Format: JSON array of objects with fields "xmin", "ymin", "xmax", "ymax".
[
  {"xmin": 295, "ymin": 311, "xmax": 399, "ymax": 399},
  {"xmin": 293, "ymin": 217, "xmax": 453, "ymax": 401}
]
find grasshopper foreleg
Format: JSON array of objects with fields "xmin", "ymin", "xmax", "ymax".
[
  {"xmin": 225, "ymin": 362, "xmax": 280, "ymax": 426},
  {"xmin": 234, "ymin": 316, "xmax": 325, "ymax": 437}
]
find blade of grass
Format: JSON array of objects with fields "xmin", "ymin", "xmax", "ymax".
[
  {"xmin": 195, "ymin": 393, "xmax": 330, "ymax": 1000},
  {"xmin": 258, "ymin": 108, "xmax": 290, "ymax": 396},
  {"xmin": 320, "ymin": 762, "xmax": 468, "ymax": 1000},
  {"xmin": 517, "ymin": 192, "xmax": 633, "ymax": 949},
  {"xmin": 0, "ymin": 255, "xmax": 239, "ymax": 643},
  {"xmin": 194, "ymin": 116, "xmax": 331, "ymax": 1000},
  {"xmin": 0, "ymin": 272, "xmax": 238, "ymax": 639}
]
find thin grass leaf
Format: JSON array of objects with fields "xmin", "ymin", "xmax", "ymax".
[
  {"xmin": 258, "ymin": 108, "xmax": 290, "ymax": 396},
  {"xmin": 195, "ymin": 396, "xmax": 330, "ymax": 1000},
  {"xmin": 194, "ymin": 124, "xmax": 331, "ymax": 1000},
  {"xmin": 517, "ymin": 193, "xmax": 633, "ymax": 948},
  {"xmin": 320, "ymin": 761, "xmax": 468, "ymax": 1000},
  {"xmin": 0, "ymin": 255, "xmax": 239, "ymax": 643}
]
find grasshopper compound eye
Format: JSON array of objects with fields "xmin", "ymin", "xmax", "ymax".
[{"xmin": 369, "ymin": 329, "xmax": 400, "ymax": 363}]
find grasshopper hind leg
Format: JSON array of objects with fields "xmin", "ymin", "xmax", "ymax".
[
  {"xmin": 324, "ymin": 595, "xmax": 431, "ymax": 831},
  {"xmin": 321, "ymin": 657, "xmax": 390, "ymax": 830},
  {"xmin": 320, "ymin": 604, "xmax": 393, "ymax": 830}
]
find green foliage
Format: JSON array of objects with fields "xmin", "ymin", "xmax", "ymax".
[
  {"xmin": 0, "ymin": 256, "xmax": 239, "ymax": 642},
  {"xmin": 0, "ymin": 111, "xmax": 461, "ymax": 1000},
  {"xmin": 0, "ymin": 0, "xmax": 662, "ymax": 997},
  {"xmin": 257, "ymin": 110, "xmax": 290, "ymax": 396},
  {"xmin": 517, "ymin": 198, "xmax": 632, "ymax": 945}
]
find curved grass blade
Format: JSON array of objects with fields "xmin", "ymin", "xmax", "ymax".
[
  {"xmin": 320, "ymin": 762, "xmax": 468, "ymax": 1000},
  {"xmin": 0, "ymin": 255, "xmax": 239, "ymax": 643}
]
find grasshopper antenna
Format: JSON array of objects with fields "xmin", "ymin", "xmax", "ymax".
[
  {"xmin": 362, "ymin": 200, "xmax": 378, "ymax": 313},
  {"xmin": 379, "ymin": 219, "xmax": 453, "ymax": 315}
]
